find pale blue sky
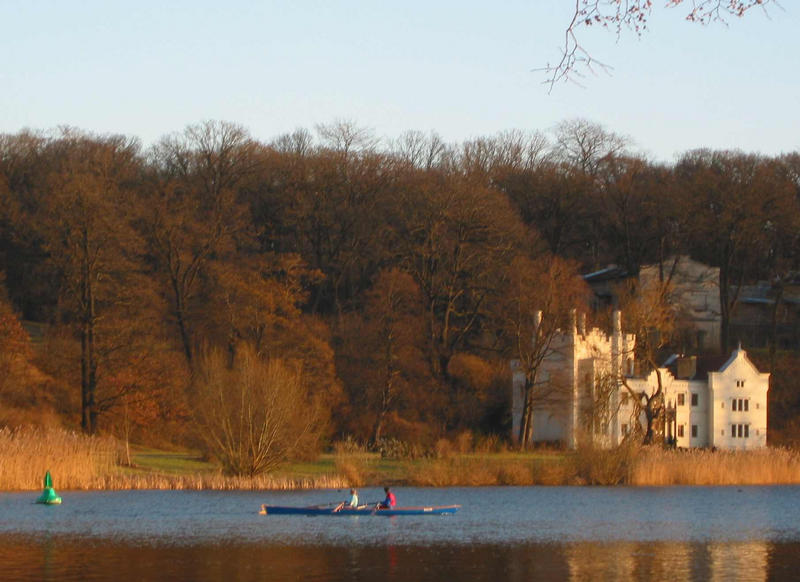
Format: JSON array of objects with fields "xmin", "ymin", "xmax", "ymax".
[{"xmin": 2, "ymin": 1, "xmax": 798, "ymax": 161}]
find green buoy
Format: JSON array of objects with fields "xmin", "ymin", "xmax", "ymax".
[{"xmin": 35, "ymin": 471, "xmax": 62, "ymax": 505}]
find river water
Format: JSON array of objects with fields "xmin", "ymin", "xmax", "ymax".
[{"xmin": 2, "ymin": 486, "xmax": 799, "ymax": 580}]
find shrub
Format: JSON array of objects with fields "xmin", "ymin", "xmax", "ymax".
[
  {"xmin": 573, "ymin": 442, "xmax": 639, "ymax": 485},
  {"xmin": 374, "ymin": 437, "xmax": 425, "ymax": 459},
  {"xmin": 193, "ymin": 345, "xmax": 327, "ymax": 477}
]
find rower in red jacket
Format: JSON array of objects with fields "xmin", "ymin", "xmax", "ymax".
[{"xmin": 380, "ymin": 486, "xmax": 396, "ymax": 508}]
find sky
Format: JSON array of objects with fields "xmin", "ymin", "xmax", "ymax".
[{"xmin": 2, "ymin": 0, "xmax": 798, "ymax": 163}]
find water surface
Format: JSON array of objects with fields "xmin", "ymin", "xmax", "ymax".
[{"xmin": 2, "ymin": 486, "xmax": 799, "ymax": 580}]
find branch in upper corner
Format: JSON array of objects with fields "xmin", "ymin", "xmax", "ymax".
[{"xmin": 542, "ymin": 0, "xmax": 775, "ymax": 91}]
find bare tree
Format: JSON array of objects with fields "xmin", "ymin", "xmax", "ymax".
[
  {"xmin": 39, "ymin": 130, "xmax": 144, "ymax": 433},
  {"xmin": 270, "ymin": 128, "xmax": 314, "ymax": 157},
  {"xmin": 617, "ymin": 278, "xmax": 677, "ymax": 444},
  {"xmin": 391, "ymin": 130, "xmax": 448, "ymax": 170},
  {"xmin": 316, "ymin": 120, "xmax": 379, "ymax": 159},
  {"xmin": 553, "ymin": 119, "xmax": 629, "ymax": 176},
  {"xmin": 500, "ymin": 255, "xmax": 589, "ymax": 447},
  {"xmin": 676, "ymin": 150, "xmax": 792, "ymax": 352},
  {"xmin": 145, "ymin": 121, "xmax": 258, "ymax": 367}
]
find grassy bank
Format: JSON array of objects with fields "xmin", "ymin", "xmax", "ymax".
[{"xmin": 5, "ymin": 428, "xmax": 800, "ymax": 490}]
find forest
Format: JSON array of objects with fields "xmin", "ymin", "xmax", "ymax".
[{"xmin": 1, "ymin": 119, "xmax": 799, "ymax": 474}]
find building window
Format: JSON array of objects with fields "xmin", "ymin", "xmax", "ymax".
[
  {"xmin": 691, "ymin": 425, "xmax": 698, "ymax": 438},
  {"xmin": 678, "ymin": 393, "xmax": 685, "ymax": 406},
  {"xmin": 729, "ymin": 424, "xmax": 751, "ymax": 438},
  {"xmin": 678, "ymin": 425, "xmax": 684, "ymax": 438},
  {"xmin": 756, "ymin": 402, "xmax": 760, "ymax": 410},
  {"xmin": 721, "ymin": 430, "xmax": 725, "ymax": 436},
  {"xmin": 691, "ymin": 393, "xmax": 698, "ymax": 406},
  {"xmin": 721, "ymin": 401, "xmax": 725, "ymax": 409},
  {"xmin": 732, "ymin": 398, "xmax": 750, "ymax": 412}
]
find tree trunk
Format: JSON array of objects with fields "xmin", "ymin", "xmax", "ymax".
[
  {"xmin": 519, "ymin": 376, "xmax": 535, "ymax": 449},
  {"xmin": 171, "ymin": 275, "xmax": 193, "ymax": 367},
  {"xmin": 80, "ymin": 228, "xmax": 98, "ymax": 434}
]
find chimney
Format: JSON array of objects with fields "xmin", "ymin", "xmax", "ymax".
[
  {"xmin": 570, "ymin": 308, "xmax": 577, "ymax": 335},
  {"xmin": 579, "ymin": 312, "xmax": 587, "ymax": 336},
  {"xmin": 676, "ymin": 356, "xmax": 697, "ymax": 380}
]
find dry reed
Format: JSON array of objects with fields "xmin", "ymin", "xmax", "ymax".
[
  {"xmin": 0, "ymin": 426, "xmax": 118, "ymax": 490},
  {"xmin": 333, "ymin": 446, "xmax": 373, "ymax": 487},
  {"xmin": 404, "ymin": 457, "xmax": 536, "ymax": 486},
  {"xmin": 96, "ymin": 472, "xmax": 349, "ymax": 490},
  {"xmin": 630, "ymin": 448, "xmax": 800, "ymax": 486}
]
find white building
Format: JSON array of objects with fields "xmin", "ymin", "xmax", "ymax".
[{"xmin": 511, "ymin": 311, "xmax": 768, "ymax": 449}]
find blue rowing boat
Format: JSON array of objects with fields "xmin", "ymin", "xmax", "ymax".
[{"xmin": 259, "ymin": 504, "xmax": 460, "ymax": 516}]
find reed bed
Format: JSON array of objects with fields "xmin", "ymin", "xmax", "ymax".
[
  {"xmin": 333, "ymin": 453, "xmax": 371, "ymax": 487},
  {"xmin": 0, "ymin": 426, "xmax": 118, "ymax": 490},
  {"xmin": 403, "ymin": 457, "xmax": 572, "ymax": 486},
  {"xmin": 630, "ymin": 447, "xmax": 800, "ymax": 486},
  {"xmin": 96, "ymin": 472, "xmax": 349, "ymax": 490},
  {"xmin": 395, "ymin": 447, "xmax": 800, "ymax": 487}
]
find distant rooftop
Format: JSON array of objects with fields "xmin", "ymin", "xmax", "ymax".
[{"xmin": 582, "ymin": 265, "xmax": 630, "ymax": 284}]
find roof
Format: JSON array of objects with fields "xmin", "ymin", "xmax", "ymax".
[
  {"xmin": 695, "ymin": 355, "xmax": 733, "ymax": 380},
  {"xmin": 664, "ymin": 354, "xmax": 730, "ymax": 381},
  {"xmin": 583, "ymin": 265, "xmax": 630, "ymax": 284}
]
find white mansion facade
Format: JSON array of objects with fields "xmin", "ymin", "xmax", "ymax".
[{"xmin": 511, "ymin": 311, "xmax": 769, "ymax": 450}]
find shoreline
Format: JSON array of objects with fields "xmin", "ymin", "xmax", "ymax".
[
  {"xmin": 6, "ymin": 429, "xmax": 800, "ymax": 491},
  {"xmin": 6, "ymin": 447, "xmax": 800, "ymax": 491}
]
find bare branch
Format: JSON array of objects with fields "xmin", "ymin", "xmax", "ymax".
[{"xmin": 545, "ymin": 0, "xmax": 775, "ymax": 90}]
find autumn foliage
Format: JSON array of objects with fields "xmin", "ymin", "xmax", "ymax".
[{"xmin": 1, "ymin": 120, "xmax": 799, "ymax": 469}]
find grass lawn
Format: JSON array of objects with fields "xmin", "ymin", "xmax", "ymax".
[
  {"xmin": 126, "ymin": 446, "xmax": 218, "ymax": 476},
  {"xmin": 119, "ymin": 445, "xmax": 572, "ymax": 486}
]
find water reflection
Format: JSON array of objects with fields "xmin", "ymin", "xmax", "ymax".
[
  {"xmin": 0, "ymin": 537, "xmax": 792, "ymax": 582},
  {"xmin": 709, "ymin": 542, "xmax": 769, "ymax": 582},
  {"xmin": 563, "ymin": 541, "xmax": 773, "ymax": 581}
]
